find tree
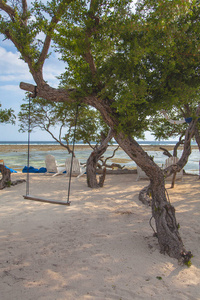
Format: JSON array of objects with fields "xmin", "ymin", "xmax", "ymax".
[
  {"xmin": 18, "ymin": 96, "xmax": 96, "ymax": 155},
  {"xmin": 18, "ymin": 95, "xmax": 117, "ymax": 187},
  {"xmin": 1, "ymin": 0, "xmax": 199, "ymax": 262},
  {"xmin": 148, "ymin": 108, "xmax": 188, "ymax": 188}
]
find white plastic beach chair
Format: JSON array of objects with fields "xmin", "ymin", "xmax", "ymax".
[
  {"xmin": 65, "ymin": 157, "xmax": 86, "ymax": 178},
  {"xmin": 45, "ymin": 154, "xmax": 65, "ymax": 177},
  {"xmin": 136, "ymin": 165, "xmax": 149, "ymax": 181},
  {"xmin": 164, "ymin": 156, "xmax": 183, "ymax": 181}
]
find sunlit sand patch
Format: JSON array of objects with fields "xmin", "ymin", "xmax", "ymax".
[{"xmin": 1, "ymin": 173, "xmax": 200, "ymax": 300}]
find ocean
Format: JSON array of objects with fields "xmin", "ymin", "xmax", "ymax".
[{"xmin": 0, "ymin": 141, "xmax": 199, "ymax": 175}]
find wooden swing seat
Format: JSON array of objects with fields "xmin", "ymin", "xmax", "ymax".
[{"xmin": 23, "ymin": 194, "xmax": 71, "ymax": 205}]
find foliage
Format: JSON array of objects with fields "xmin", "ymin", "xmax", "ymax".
[
  {"xmin": 18, "ymin": 95, "xmax": 111, "ymax": 147},
  {"xmin": 148, "ymin": 94, "xmax": 200, "ymax": 141},
  {"xmin": 1, "ymin": 0, "xmax": 199, "ymax": 136},
  {"xmin": 52, "ymin": 0, "xmax": 200, "ymax": 136},
  {"xmin": 0, "ymin": 103, "xmax": 15, "ymax": 124}
]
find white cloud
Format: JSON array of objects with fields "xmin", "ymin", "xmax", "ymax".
[
  {"xmin": 0, "ymin": 47, "xmax": 26, "ymax": 70},
  {"xmin": 0, "ymin": 84, "xmax": 24, "ymax": 92},
  {"xmin": 43, "ymin": 53, "xmax": 66, "ymax": 86},
  {"xmin": 0, "ymin": 47, "xmax": 31, "ymax": 82},
  {"xmin": 0, "ymin": 46, "xmax": 66, "ymax": 87},
  {"xmin": 0, "ymin": 74, "xmax": 32, "ymax": 82}
]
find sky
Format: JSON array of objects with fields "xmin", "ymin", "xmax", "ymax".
[
  {"xmin": 0, "ymin": 38, "xmax": 71, "ymax": 141},
  {"xmin": 0, "ymin": 8, "xmax": 156, "ymax": 142}
]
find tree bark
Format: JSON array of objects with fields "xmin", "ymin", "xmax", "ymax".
[
  {"xmin": 160, "ymin": 147, "xmax": 172, "ymax": 158},
  {"xmin": 0, "ymin": 164, "xmax": 26, "ymax": 189},
  {"xmin": 86, "ymin": 129, "xmax": 113, "ymax": 188},
  {"xmin": 139, "ymin": 184, "xmax": 151, "ymax": 206},
  {"xmin": 0, "ymin": 164, "xmax": 11, "ymax": 189},
  {"xmin": 160, "ymin": 135, "xmax": 185, "ymax": 188},
  {"xmin": 194, "ymin": 127, "xmax": 200, "ymax": 179},
  {"xmin": 114, "ymin": 133, "xmax": 189, "ymax": 261}
]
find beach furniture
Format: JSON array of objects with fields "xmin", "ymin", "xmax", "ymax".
[
  {"xmin": 65, "ymin": 157, "xmax": 86, "ymax": 178},
  {"xmin": 164, "ymin": 156, "xmax": 183, "ymax": 181},
  {"xmin": 136, "ymin": 165, "xmax": 149, "ymax": 181},
  {"xmin": 44, "ymin": 154, "xmax": 66, "ymax": 177}
]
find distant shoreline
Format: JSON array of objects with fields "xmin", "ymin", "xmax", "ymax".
[{"xmin": 0, "ymin": 144, "xmax": 198, "ymax": 153}]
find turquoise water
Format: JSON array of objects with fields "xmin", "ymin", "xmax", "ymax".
[{"xmin": 0, "ymin": 141, "xmax": 199, "ymax": 175}]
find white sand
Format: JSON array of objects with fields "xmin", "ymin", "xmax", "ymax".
[{"xmin": 0, "ymin": 173, "xmax": 200, "ymax": 300}]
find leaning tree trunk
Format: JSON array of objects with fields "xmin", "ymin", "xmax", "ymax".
[
  {"xmin": 150, "ymin": 177, "xmax": 184, "ymax": 258},
  {"xmin": 87, "ymin": 129, "xmax": 113, "ymax": 188},
  {"xmin": 0, "ymin": 164, "xmax": 11, "ymax": 189},
  {"xmin": 115, "ymin": 132, "xmax": 192, "ymax": 263}
]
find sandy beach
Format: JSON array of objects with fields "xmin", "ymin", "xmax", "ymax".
[{"xmin": 0, "ymin": 172, "xmax": 200, "ymax": 300}]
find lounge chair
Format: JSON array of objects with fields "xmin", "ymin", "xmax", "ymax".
[
  {"xmin": 65, "ymin": 157, "xmax": 86, "ymax": 178},
  {"xmin": 45, "ymin": 154, "xmax": 65, "ymax": 177},
  {"xmin": 164, "ymin": 156, "xmax": 183, "ymax": 181}
]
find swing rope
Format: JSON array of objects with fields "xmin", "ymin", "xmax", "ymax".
[
  {"xmin": 67, "ymin": 103, "xmax": 80, "ymax": 204},
  {"xmin": 23, "ymin": 88, "xmax": 80, "ymax": 206},
  {"xmin": 26, "ymin": 88, "xmax": 37, "ymax": 196}
]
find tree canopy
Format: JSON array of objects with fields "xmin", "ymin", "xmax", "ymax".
[
  {"xmin": 18, "ymin": 96, "xmax": 111, "ymax": 150},
  {"xmin": 52, "ymin": 0, "xmax": 200, "ymax": 134},
  {"xmin": 1, "ymin": 0, "xmax": 199, "ymax": 135}
]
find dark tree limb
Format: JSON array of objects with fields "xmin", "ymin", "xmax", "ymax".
[
  {"xmin": 170, "ymin": 172, "xmax": 176, "ymax": 189},
  {"xmin": 0, "ymin": 164, "xmax": 26, "ymax": 189},
  {"xmin": 86, "ymin": 128, "xmax": 113, "ymax": 188},
  {"xmin": 160, "ymin": 147, "xmax": 172, "ymax": 158},
  {"xmin": 173, "ymin": 134, "xmax": 185, "ymax": 157},
  {"xmin": 0, "ymin": 164, "xmax": 11, "ymax": 189},
  {"xmin": 98, "ymin": 167, "xmax": 106, "ymax": 187}
]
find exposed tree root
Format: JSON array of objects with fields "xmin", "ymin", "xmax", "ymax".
[
  {"xmin": 0, "ymin": 165, "xmax": 25, "ymax": 189},
  {"xmin": 139, "ymin": 184, "xmax": 152, "ymax": 206}
]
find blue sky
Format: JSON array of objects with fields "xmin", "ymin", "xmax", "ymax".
[
  {"xmin": 0, "ymin": 37, "xmax": 69, "ymax": 141},
  {"xmin": 0, "ymin": 34, "xmax": 156, "ymax": 142}
]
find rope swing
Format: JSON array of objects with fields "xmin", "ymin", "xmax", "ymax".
[{"xmin": 23, "ymin": 88, "xmax": 79, "ymax": 205}]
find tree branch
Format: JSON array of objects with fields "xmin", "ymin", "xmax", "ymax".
[
  {"xmin": 83, "ymin": 50, "xmax": 97, "ymax": 77},
  {"xmin": 159, "ymin": 147, "xmax": 172, "ymax": 158},
  {"xmin": 163, "ymin": 104, "xmax": 200, "ymax": 178},
  {"xmin": 0, "ymin": 1, "xmax": 15, "ymax": 19},
  {"xmin": 173, "ymin": 134, "xmax": 184, "ymax": 157},
  {"xmin": 194, "ymin": 126, "xmax": 200, "ymax": 148},
  {"xmin": 104, "ymin": 145, "xmax": 119, "ymax": 165},
  {"xmin": 82, "ymin": 0, "xmax": 101, "ymax": 77},
  {"xmin": 37, "ymin": 14, "xmax": 60, "ymax": 68},
  {"xmin": 22, "ymin": 0, "xmax": 28, "ymax": 25}
]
